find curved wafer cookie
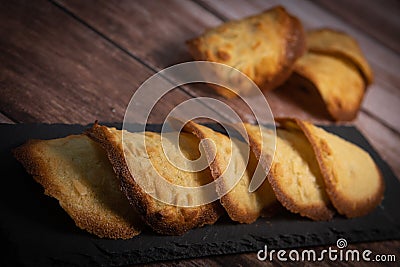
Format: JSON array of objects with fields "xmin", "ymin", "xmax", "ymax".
[
  {"xmin": 187, "ymin": 6, "xmax": 305, "ymax": 97},
  {"xmin": 13, "ymin": 135, "xmax": 142, "ymax": 239},
  {"xmin": 86, "ymin": 124, "xmax": 222, "ymax": 235},
  {"xmin": 307, "ymin": 28, "xmax": 373, "ymax": 85},
  {"xmin": 286, "ymin": 119, "xmax": 385, "ymax": 218},
  {"xmin": 244, "ymin": 123, "xmax": 334, "ymax": 221},
  {"xmin": 180, "ymin": 121, "xmax": 276, "ymax": 223},
  {"xmin": 294, "ymin": 52, "xmax": 365, "ymax": 121}
]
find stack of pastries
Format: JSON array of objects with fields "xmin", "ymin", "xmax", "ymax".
[
  {"xmin": 14, "ymin": 119, "xmax": 384, "ymax": 238},
  {"xmin": 187, "ymin": 6, "xmax": 373, "ymax": 121}
]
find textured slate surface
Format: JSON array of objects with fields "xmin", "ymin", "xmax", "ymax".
[{"xmin": 0, "ymin": 123, "xmax": 399, "ymax": 266}]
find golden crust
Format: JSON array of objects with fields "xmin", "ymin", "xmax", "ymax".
[
  {"xmin": 243, "ymin": 123, "xmax": 334, "ymax": 221},
  {"xmin": 186, "ymin": 6, "xmax": 306, "ymax": 97},
  {"xmin": 279, "ymin": 118, "xmax": 385, "ymax": 218},
  {"xmin": 179, "ymin": 121, "xmax": 276, "ymax": 224},
  {"xmin": 13, "ymin": 135, "xmax": 142, "ymax": 239},
  {"xmin": 307, "ymin": 28, "xmax": 373, "ymax": 85},
  {"xmin": 86, "ymin": 123, "xmax": 222, "ymax": 235},
  {"xmin": 294, "ymin": 52, "xmax": 365, "ymax": 121}
]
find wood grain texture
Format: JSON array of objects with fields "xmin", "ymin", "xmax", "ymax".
[
  {"xmin": 355, "ymin": 112, "xmax": 400, "ymax": 179},
  {"xmin": 54, "ymin": 0, "xmax": 253, "ymax": 124},
  {"xmin": 139, "ymin": 240, "xmax": 400, "ymax": 266},
  {"xmin": 56, "ymin": 0, "xmax": 221, "ymax": 70},
  {"xmin": 55, "ymin": 0, "xmax": 338, "ymax": 125},
  {"xmin": 362, "ymin": 83, "xmax": 400, "ymax": 133},
  {"xmin": 0, "ymin": 0, "xmax": 198, "ymax": 124},
  {"xmin": 314, "ymin": 0, "xmax": 400, "ymax": 54},
  {"xmin": 197, "ymin": 0, "xmax": 400, "ymax": 133}
]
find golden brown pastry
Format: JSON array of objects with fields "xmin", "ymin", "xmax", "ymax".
[
  {"xmin": 307, "ymin": 28, "xmax": 373, "ymax": 85},
  {"xmin": 187, "ymin": 6, "xmax": 306, "ymax": 98},
  {"xmin": 293, "ymin": 52, "xmax": 365, "ymax": 121},
  {"xmin": 180, "ymin": 121, "xmax": 276, "ymax": 223},
  {"xmin": 86, "ymin": 124, "xmax": 222, "ymax": 235},
  {"xmin": 13, "ymin": 135, "xmax": 142, "ymax": 239},
  {"xmin": 283, "ymin": 118, "xmax": 385, "ymax": 218},
  {"xmin": 244, "ymin": 123, "xmax": 334, "ymax": 221}
]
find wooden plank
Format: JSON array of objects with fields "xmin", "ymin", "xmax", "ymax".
[
  {"xmin": 55, "ymin": 0, "xmax": 336, "ymax": 125},
  {"xmin": 0, "ymin": 0, "xmax": 198, "ymax": 124},
  {"xmin": 362, "ymin": 84, "xmax": 400, "ymax": 131},
  {"xmin": 58, "ymin": 0, "xmax": 400, "ymax": 132},
  {"xmin": 196, "ymin": 0, "xmax": 400, "ymax": 132},
  {"xmin": 55, "ymin": 0, "xmax": 267, "ymax": 124},
  {"xmin": 314, "ymin": 0, "xmax": 400, "ymax": 54},
  {"xmin": 55, "ymin": 0, "xmax": 221, "ymax": 70},
  {"xmin": 355, "ymin": 113, "xmax": 400, "ymax": 179},
  {"xmin": 140, "ymin": 240, "xmax": 400, "ymax": 266}
]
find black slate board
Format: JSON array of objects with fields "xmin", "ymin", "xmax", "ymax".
[{"xmin": 1, "ymin": 123, "xmax": 399, "ymax": 266}]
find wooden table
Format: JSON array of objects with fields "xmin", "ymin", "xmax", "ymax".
[{"xmin": 1, "ymin": 0, "xmax": 399, "ymax": 266}]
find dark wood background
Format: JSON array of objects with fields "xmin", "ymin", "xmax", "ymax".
[{"xmin": 1, "ymin": 0, "xmax": 399, "ymax": 266}]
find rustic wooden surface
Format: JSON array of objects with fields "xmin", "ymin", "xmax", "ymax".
[
  {"xmin": 315, "ymin": 0, "xmax": 400, "ymax": 54},
  {"xmin": 1, "ymin": 0, "xmax": 399, "ymax": 266}
]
